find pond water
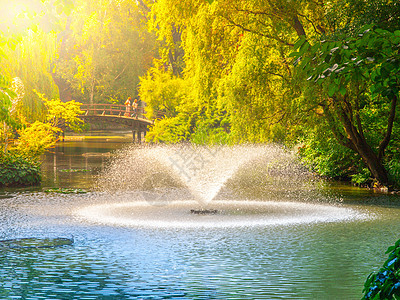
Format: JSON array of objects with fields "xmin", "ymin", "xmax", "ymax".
[{"xmin": 0, "ymin": 131, "xmax": 399, "ymax": 299}]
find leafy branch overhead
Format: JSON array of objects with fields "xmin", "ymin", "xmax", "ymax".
[{"xmin": 292, "ymin": 26, "xmax": 400, "ymax": 99}]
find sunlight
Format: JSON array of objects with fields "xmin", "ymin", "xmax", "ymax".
[
  {"xmin": 1, "ymin": 1, "xmax": 27, "ymax": 21},
  {"xmin": 10, "ymin": 2, "xmax": 27, "ymax": 18},
  {"xmin": 0, "ymin": 0, "xmax": 39, "ymax": 31}
]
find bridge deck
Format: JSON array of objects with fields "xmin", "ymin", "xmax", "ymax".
[
  {"xmin": 80, "ymin": 103, "xmax": 152, "ymax": 123},
  {"xmin": 79, "ymin": 103, "xmax": 155, "ymax": 142}
]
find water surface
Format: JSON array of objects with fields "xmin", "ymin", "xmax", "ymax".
[{"xmin": 0, "ymin": 132, "xmax": 399, "ymax": 299}]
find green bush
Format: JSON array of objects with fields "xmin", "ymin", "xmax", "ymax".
[
  {"xmin": 350, "ymin": 168, "xmax": 372, "ymax": 187},
  {"xmin": 0, "ymin": 154, "xmax": 41, "ymax": 187},
  {"xmin": 387, "ymin": 160, "xmax": 400, "ymax": 189},
  {"xmin": 298, "ymin": 130, "xmax": 366, "ymax": 182},
  {"xmin": 362, "ymin": 239, "xmax": 400, "ymax": 300}
]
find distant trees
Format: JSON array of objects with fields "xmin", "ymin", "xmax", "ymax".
[{"xmin": 54, "ymin": 0, "xmax": 157, "ymax": 104}]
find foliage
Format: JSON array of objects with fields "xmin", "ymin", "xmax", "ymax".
[
  {"xmin": 298, "ymin": 129, "xmax": 364, "ymax": 180},
  {"xmin": 139, "ymin": 64, "xmax": 186, "ymax": 119},
  {"xmin": 0, "ymin": 154, "xmax": 41, "ymax": 187},
  {"xmin": 291, "ymin": 25, "xmax": 400, "ymax": 187},
  {"xmin": 142, "ymin": 0, "xmax": 328, "ymax": 144},
  {"xmin": 15, "ymin": 121, "xmax": 60, "ymax": 160},
  {"xmin": 293, "ymin": 26, "xmax": 400, "ymax": 103},
  {"xmin": 0, "ymin": 33, "xmax": 19, "ymax": 129},
  {"xmin": 55, "ymin": 0, "xmax": 157, "ymax": 104},
  {"xmin": 35, "ymin": 90, "xmax": 84, "ymax": 131},
  {"xmin": 0, "ymin": 30, "xmax": 59, "ymax": 122},
  {"xmin": 12, "ymin": 92, "xmax": 84, "ymax": 160},
  {"xmin": 350, "ymin": 168, "xmax": 372, "ymax": 187},
  {"xmin": 326, "ymin": 0, "xmax": 400, "ymax": 34},
  {"xmin": 387, "ymin": 160, "xmax": 400, "ymax": 189},
  {"xmin": 363, "ymin": 239, "xmax": 400, "ymax": 300},
  {"xmin": 146, "ymin": 112, "xmax": 192, "ymax": 143},
  {"xmin": 140, "ymin": 0, "xmax": 400, "ymax": 189}
]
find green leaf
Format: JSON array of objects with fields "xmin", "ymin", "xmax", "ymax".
[
  {"xmin": 288, "ymin": 51, "xmax": 300, "ymax": 58},
  {"xmin": 294, "ymin": 36, "xmax": 307, "ymax": 50},
  {"xmin": 339, "ymin": 86, "xmax": 347, "ymax": 96},
  {"xmin": 328, "ymin": 84, "xmax": 337, "ymax": 97},
  {"xmin": 301, "ymin": 56, "xmax": 312, "ymax": 69}
]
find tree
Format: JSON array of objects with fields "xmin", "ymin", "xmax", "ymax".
[
  {"xmin": 292, "ymin": 26, "xmax": 400, "ymax": 188},
  {"xmin": 15, "ymin": 92, "xmax": 84, "ymax": 160},
  {"xmin": 54, "ymin": 0, "xmax": 157, "ymax": 104},
  {"xmin": 142, "ymin": 0, "xmax": 400, "ymax": 187},
  {"xmin": 141, "ymin": 0, "xmax": 328, "ymax": 143},
  {"xmin": 0, "ymin": 0, "xmax": 83, "ymax": 186}
]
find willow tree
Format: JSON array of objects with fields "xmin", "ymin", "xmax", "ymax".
[
  {"xmin": 143, "ymin": 0, "xmax": 328, "ymax": 143},
  {"xmin": 144, "ymin": 0, "xmax": 400, "ymax": 187},
  {"xmin": 54, "ymin": 0, "xmax": 157, "ymax": 104},
  {"xmin": 0, "ymin": 30, "xmax": 59, "ymax": 122}
]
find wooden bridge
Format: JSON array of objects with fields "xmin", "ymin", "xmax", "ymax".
[{"xmin": 79, "ymin": 103, "xmax": 156, "ymax": 142}]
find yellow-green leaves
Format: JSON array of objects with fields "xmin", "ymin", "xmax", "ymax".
[
  {"xmin": 34, "ymin": 90, "xmax": 84, "ymax": 131},
  {"xmin": 15, "ymin": 121, "xmax": 59, "ymax": 160}
]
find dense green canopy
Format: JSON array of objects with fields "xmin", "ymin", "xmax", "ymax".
[{"xmin": 0, "ymin": 0, "xmax": 399, "ymax": 188}]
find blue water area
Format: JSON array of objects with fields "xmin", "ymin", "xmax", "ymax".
[
  {"xmin": 0, "ymin": 194, "xmax": 399, "ymax": 300},
  {"xmin": 1, "ymin": 138, "xmax": 400, "ymax": 299}
]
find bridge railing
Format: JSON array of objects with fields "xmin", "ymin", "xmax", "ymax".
[{"xmin": 80, "ymin": 103, "xmax": 147, "ymax": 119}]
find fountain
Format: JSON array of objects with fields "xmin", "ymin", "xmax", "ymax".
[
  {"xmin": 77, "ymin": 144, "xmax": 368, "ymax": 228},
  {"xmin": 2, "ymin": 141, "xmax": 400, "ymax": 299}
]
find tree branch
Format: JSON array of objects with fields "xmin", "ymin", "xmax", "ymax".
[
  {"xmin": 324, "ymin": 102, "xmax": 357, "ymax": 152},
  {"xmin": 223, "ymin": 16, "xmax": 294, "ymax": 47},
  {"xmin": 114, "ymin": 64, "xmax": 128, "ymax": 81}
]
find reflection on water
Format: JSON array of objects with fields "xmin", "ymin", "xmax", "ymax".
[
  {"xmin": 0, "ymin": 132, "xmax": 400, "ymax": 299},
  {"xmin": 40, "ymin": 131, "xmax": 132, "ymax": 189}
]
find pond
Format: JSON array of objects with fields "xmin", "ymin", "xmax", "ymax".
[{"xmin": 0, "ymin": 131, "xmax": 399, "ymax": 299}]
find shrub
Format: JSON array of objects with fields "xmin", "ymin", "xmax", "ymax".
[
  {"xmin": 0, "ymin": 154, "xmax": 41, "ymax": 187},
  {"xmin": 298, "ymin": 130, "xmax": 365, "ymax": 181},
  {"xmin": 362, "ymin": 239, "xmax": 400, "ymax": 300},
  {"xmin": 387, "ymin": 159, "xmax": 400, "ymax": 189}
]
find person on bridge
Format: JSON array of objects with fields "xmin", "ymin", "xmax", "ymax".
[
  {"xmin": 132, "ymin": 98, "xmax": 138, "ymax": 119},
  {"xmin": 124, "ymin": 97, "xmax": 131, "ymax": 116}
]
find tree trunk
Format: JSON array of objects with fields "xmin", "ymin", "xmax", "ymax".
[
  {"xmin": 90, "ymin": 76, "xmax": 95, "ymax": 105},
  {"xmin": 353, "ymin": 140, "xmax": 389, "ymax": 187},
  {"xmin": 339, "ymin": 105, "xmax": 391, "ymax": 187},
  {"xmin": 331, "ymin": 97, "xmax": 391, "ymax": 188},
  {"xmin": 52, "ymin": 75, "xmax": 73, "ymax": 102},
  {"xmin": 52, "ymin": 17, "xmax": 73, "ymax": 102}
]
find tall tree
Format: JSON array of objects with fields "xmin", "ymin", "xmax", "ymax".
[
  {"xmin": 142, "ymin": 0, "xmax": 327, "ymax": 143},
  {"xmin": 142, "ymin": 0, "xmax": 400, "ymax": 187},
  {"xmin": 55, "ymin": 0, "xmax": 157, "ymax": 104}
]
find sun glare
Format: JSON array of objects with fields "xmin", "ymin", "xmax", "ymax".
[
  {"xmin": 0, "ymin": 0, "xmax": 40, "ymax": 31},
  {"xmin": 10, "ymin": 2, "xmax": 27, "ymax": 19}
]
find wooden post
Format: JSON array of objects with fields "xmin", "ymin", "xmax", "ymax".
[
  {"xmin": 132, "ymin": 129, "xmax": 136, "ymax": 143},
  {"xmin": 137, "ymin": 131, "xmax": 141, "ymax": 143}
]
